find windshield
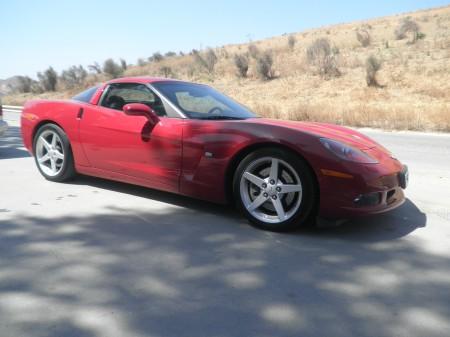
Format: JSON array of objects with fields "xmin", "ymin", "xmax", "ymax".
[{"xmin": 151, "ymin": 81, "xmax": 257, "ymax": 120}]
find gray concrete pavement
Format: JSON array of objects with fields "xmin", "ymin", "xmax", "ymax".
[{"xmin": 1, "ymin": 112, "xmax": 449, "ymax": 337}]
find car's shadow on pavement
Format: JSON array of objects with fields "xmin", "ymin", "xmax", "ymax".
[
  {"xmin": 0, "ymin": 167, "xmax": 440, "ymax": 337},
  {"xmin": 72, "ymin": 175, "xmax": 426, "ymax": 242},
  {"xmin": 0, "ymin": 126, "xmax": 30, "ymax": 159},
  {"xmin": 72, "ymin": 174, "xmax": 243, "ymax": 219},
  {"xmin": 0, "ymin": 176, "xmax": 439, "ymax": 337},
  {"xmin": 302, "ymin": 199, "xmax": 427, "ymax": 242}
]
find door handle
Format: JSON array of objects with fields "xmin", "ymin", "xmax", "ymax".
[{"xmin": 77, "ymin": 108, "xmax": 84, "ymax": 119}]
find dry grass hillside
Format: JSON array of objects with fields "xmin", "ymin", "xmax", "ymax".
[{"xmin": 4, "ymin": 5, "xmax": 450, "ymax": 131}]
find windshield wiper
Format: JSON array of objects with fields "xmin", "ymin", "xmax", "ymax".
[{"xmin": 199, "ymin": 116, "xmax": 244, "ymax": 120}]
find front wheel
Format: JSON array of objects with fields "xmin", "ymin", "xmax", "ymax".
[
  {"xmin": 233, "ymin": 148, "xmax": 317, "ymax": 231},
  {"xmin": 33, "ymin": 123, "xmax": 76, "ymax": 182}
]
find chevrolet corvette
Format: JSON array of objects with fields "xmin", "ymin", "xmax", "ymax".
[{"xmin": 21, "ymin": 77, "xmax": 408, "ymax": 231}]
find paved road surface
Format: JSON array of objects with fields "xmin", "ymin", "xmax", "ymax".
[{"xmin": 1, "ymin": 112, "xmax": 449, "ymax": 337}]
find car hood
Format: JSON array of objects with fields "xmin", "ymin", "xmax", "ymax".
[{"xmin": 253, "ymin": 118, "xmax": 380, "ymax": 150}]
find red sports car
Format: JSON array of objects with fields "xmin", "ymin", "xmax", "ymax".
[{"xmin": 21, "ymin": 77, "xmax": 408, "ymax": 231}]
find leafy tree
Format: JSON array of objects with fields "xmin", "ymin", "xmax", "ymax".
[
  {"xmin": 149, "ymin": 52, "xmax": 164, "ymax": 62},
  {"xmin": 37, "ymin": 67, "xmax": 58, "ymax": 91},
  {"xmin": 120, "ymin": 59, "xmax": 127, "ymax": 70},
  {"xmin": 15, "ymin": 76, "xmax": 33, "ymax": 93},
  {"xmin": 164, "ymin": 51, "xmax": 177, "ymax": 57},
  {"xmin": 103, "ymin": 59, "xmax": 123, "ymax": 78},
  {"xmin": 137, "ymin": 58, "xmax": 147, "ymax": 67},
  {"xmin": 88, "ymin": 62, "xmax": 102, "ymax": 74},
  {"xmin": 61, "ymin": 65, "xmax": 87, "ymax": 88}
]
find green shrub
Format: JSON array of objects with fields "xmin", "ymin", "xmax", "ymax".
[
  {"xmin": 356, "ymin": 29, "xmax": 371, "ymax": 47},
  {"xmin": 366, "ymin": 55, "xmax": 382, "ymax": 87},
  {"xmin": 288, "ymin": 35, "xmax": 296, "ymax": 50},
  {"xmin": 193, "ymin": 48, "xmax": 218, "ymax": 73},
  {"xmin": 159, "ymin": 66, "xmax": 173, "ymax": 78},
  {"xmin": 233, "ymin": 54, "xmax": 249, "ymax": 77},
  {"xmin": 306, "ymin": 38, "xmax": 340, "ymax": 78},
  {"xmin": 417, "ymin": 32, "xmax": 426, "ymax": 40},
  {"xmin": 395, "ymin": 18, "xmax": 420, "ymax": 43},
  {"xmin": 256, "ymin": 51, "xmax": 274, "ymax": 80}
]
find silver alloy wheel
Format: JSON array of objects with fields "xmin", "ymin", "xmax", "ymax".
[
  {"xmin": 240, "ymin": 157, "xmax": 303, "ymax": 224},
  {"xmin": 36, "ymin": 130, "xmax": 65, "ymax": 177}
]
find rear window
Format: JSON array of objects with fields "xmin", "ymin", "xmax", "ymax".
[{"xmin": 72, "ymin": 86, "xmax": 99, "ymax": 103}]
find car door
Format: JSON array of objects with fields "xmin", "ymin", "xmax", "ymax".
[{"xmin": 78, "ymin": 82, "xmax": 183, "ymax": 193}]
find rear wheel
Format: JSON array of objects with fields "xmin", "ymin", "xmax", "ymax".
[
  {"xmin": 33, "ymin": 124, "xmax": 76, "ymax": 182},
  {"xmin": 233, "ymin": 148, "xmax": 317, "ymax": 231}
]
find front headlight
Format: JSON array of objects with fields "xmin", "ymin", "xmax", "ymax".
[{"xmin": 320, "ymin": 138, "xmax": 378, "ymax": 164}]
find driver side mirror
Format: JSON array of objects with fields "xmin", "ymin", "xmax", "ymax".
[{"xmin": 123, "ymin": 103, "xmax": 160, "ymax": 126}]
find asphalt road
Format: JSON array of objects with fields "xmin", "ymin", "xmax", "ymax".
[{"xmin": 1, "ymin": 112, "xmax": 450, "ymax": 337}]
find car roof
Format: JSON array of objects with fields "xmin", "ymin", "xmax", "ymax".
[{"xmin": 106, "ymin": 77, "xmax": 181, "ymax": 85}]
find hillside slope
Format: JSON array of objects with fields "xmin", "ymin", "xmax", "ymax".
[{"xmin": 4, "ymin": 5, "xmax": 450, "ymax": 131}]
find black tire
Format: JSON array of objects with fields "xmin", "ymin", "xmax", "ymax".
[
  {"xmin": 233, "ymin": 147, "xmax": 317, "ymax": 232},
  {"xmin": 33, "ymin": 123, "xmax": 76, "ymax": 182}
]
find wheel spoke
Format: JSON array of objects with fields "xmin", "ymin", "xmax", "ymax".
[
  {"xmin": 51, "ymin": 133, "xmax": 57, "ymax": 147},
  {"xmin": 247, "ymin": 193, "xmax": 268, "ymax": 212},
  {"xmin": 269, "ymin": 158, "xmax": 279, "ymax": 182},
  {"xmin": 243, "ymin": 172, "xmax": 265, "ymax": 188},
  {"xmin": 38, "ymin": 154, "xmax": 50, "ymax": 163},
  {"xmin": 50, "ymin": 158, "xmax": 57, "ymax": 173},
  {"xmin": 279, "ymin": 184, "xmax": 302, "ymax": 194},
  {"xmin": 54, "ymin": 150, "xmax": 64, "ymax": 160},
  {"xmin": 40, "ymin": 136, "xmax": 51, "ymax": 151},
  {"xmin": 271, "ymin": 197, "xmax": 286, "ymax": 221}
]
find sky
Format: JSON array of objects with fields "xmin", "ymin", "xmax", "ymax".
[{"xmin": 0, "ymin": 0, "xmax": 449, "ymax": 79}]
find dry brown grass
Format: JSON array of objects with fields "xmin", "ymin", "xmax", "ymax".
[
  {"xmin": 254, "ymin": 101, "xmax": 450, "ymax": 132},
  {"xmin": 4, "ymin": 5, "xmax": 450, "ymax": 132}
]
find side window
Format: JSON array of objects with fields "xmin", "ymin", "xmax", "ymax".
[
  {"xmin": 72, "ymin": 86, "xmax": 99, "ymax": 103},
  {"xmin": 100, "ymin": 83, "xmax": 167, "ymax": 116}
]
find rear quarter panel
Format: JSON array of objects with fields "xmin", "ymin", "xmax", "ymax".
[{"xmin": 21, "ymin": 100, "xmax": 90, "ymax": 165}]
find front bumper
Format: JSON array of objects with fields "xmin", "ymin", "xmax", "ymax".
[
  {"xmin": 0, "ymin": 120, "xmax": 8, "ymax": 136},
  {"xmin": 318, "ymin": 161, "xmax": 408, "ymax": 219}
]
